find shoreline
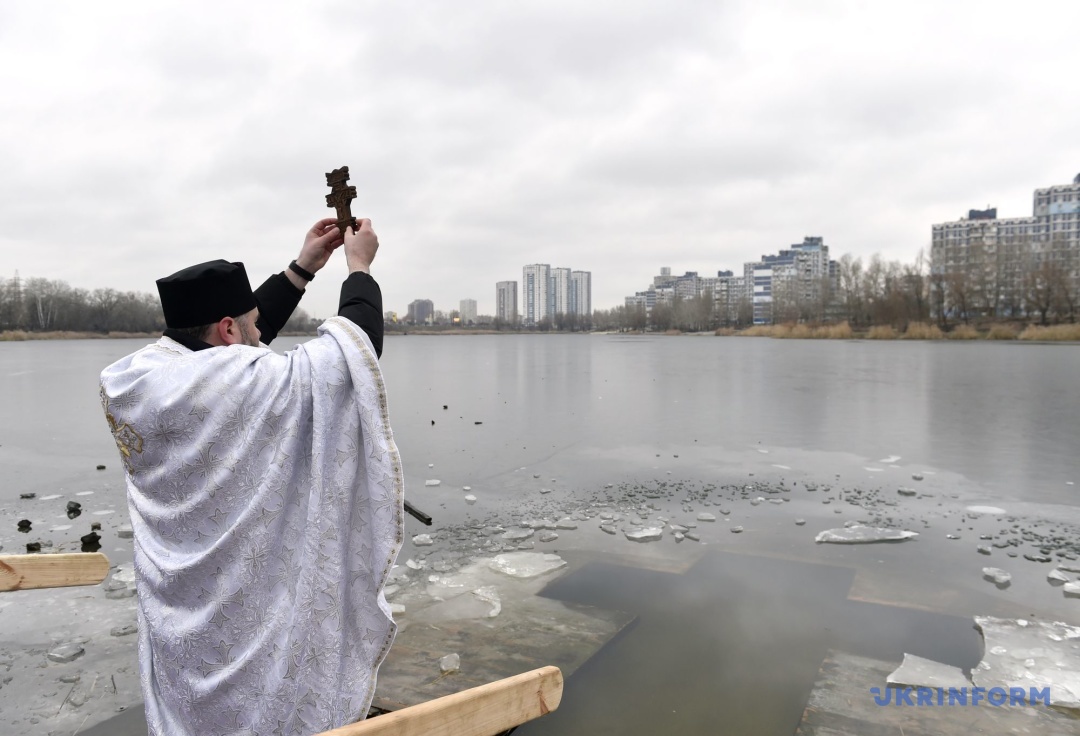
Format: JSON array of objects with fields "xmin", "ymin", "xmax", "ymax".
[{"xmin": 2, "ymin": 325, "xmax": 1079, "ymax": 342}]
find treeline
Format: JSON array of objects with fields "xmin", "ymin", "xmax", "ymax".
[
  {"xmin": 586, "ymin": 254, "xmax": 935, "ymax": 333},
  {"xmin": 0, "ymin": 275, "xmax": 165, "ymax": 333},
  {"xmin": 0, "ymin": 274, "xmax": 317, "ymax": 335},
  {"xmin": 604, "ymin": 248, "xmax": 1078, "ymax": 333}
]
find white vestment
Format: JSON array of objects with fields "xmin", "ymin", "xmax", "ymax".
[{"xmin": 99, "ymin": 317, "xmax": 404, "ymax": 736}]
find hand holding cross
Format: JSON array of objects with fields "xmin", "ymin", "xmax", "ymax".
[{"xmin": 325, "ymin": 166, "xmax": 359, "ymax": 236}]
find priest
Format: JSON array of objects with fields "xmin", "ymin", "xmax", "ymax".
[{"xmin": 99, "ymin": 218, "xmax": 404, "ymax": 736}]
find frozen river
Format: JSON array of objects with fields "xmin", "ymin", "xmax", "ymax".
[{"xmin": 1, "ymin": 334, "xmax": 1078, "ymax": 734}]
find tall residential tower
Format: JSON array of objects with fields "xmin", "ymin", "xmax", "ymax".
[
  {"xmin": 522, "ymin": 264, "xmax": 551, "ymax": 326},
  {"xmin": 496, "ymin": 281, "xmax": 518, "ymax": 324}
]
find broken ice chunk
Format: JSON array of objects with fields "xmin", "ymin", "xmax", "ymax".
[
  {"xmin": 1064, "ymin": 582, "xmax": 1080, "ymax": 598},
  {"xmin": 47, "ymin": 643, "xmax": 85, "ymax": 664},
  {"xmin": 538, "ymin": 531, "xmax": 559, "ymax": 543},
  {"xmin": 697, "ymin": 513, "xmax": 716, "ymax": 522},
  {"xmin": 1048, "ymin": 569, "xmax": 1071, "ymax": 586},
  {"xmin": 973, "ymin": 616, "xmax": 1080, "ymax": 712},
  {"xmin": 501, "ymin": 528, "xmax": 534, "ymax": 541},
  {"xmin": 886, "ymin": 653, "xmax": 972, "ymax": 690},
  {"xmin": 424, "ymin": 479, "xmax": 441, "ymax": 487},
  {"xmin": 897, "ymin": 488, "xmax": 917, "ymax": 497},
  {"xmin": 464, "ymin": 495, "xmax": 477, "ymax": 504},
  {"xmin": 625, "ymin": 527, "xmax": 663, "ymax": 543},
  {"xmin": 965, "ymin": 505, "xmax": 1006, "ymax": 515},
  {"xmin": 440, "ymin": 653, "xmax": 460, "ymax": 673},
  {"xmin": 472, "ymin": 586, "xmax": 502, "ymax": 617},
  {"xmin": 488, "ymin": 552, "xmax": 566, "ymax": 578},
  {"xmin": 814, "ymin": 526, "xmax": 918, "ymax": 544},
  {"xmin": 413, "ymin": 534, "xmax": 434, "ymax": 547},
  {"xmin": 982, "ymin": 567, "xmax": 1012, "ymax": 587}
]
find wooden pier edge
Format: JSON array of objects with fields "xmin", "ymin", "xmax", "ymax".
[
  {"xmin": 0, "ymin": 553, "xmax": 111, "ymax": 592},
  {"xmin": 317, "ymin": 666, "xmax": 564, "ymax": 736}
]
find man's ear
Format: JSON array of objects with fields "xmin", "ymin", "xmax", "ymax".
[{"xmin": 214, "ymin": 316, "xmax": 241, "ymax": 346}]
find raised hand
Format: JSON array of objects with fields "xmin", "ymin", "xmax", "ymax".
[
  {"xmin": 296, "ymin": 218, "xmax": 345, "ymax": 275},
  {"xmin": 344, "ymin": 219, "xmax": 379, "ymax": 274}
]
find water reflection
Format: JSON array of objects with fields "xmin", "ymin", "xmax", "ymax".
[{"xmin": 522, "ymin": 551, "xmax": 982, "ymax": 735}]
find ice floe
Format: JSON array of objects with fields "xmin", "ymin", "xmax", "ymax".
[
  {"xmin": 488, "ymin": 552, "xmax": 566, "ymax": 578},
  {"xmin": 982, "ymin": 567, "xmax": 1012, "ymax": 587},
  {"xmin": 624, "ymin": 527, "xmax": 663, "ymax": 543},
  {"xmin": 965, "ymin": 505, "xmax": 1006, "ymax": 515},
  {"xmin": 973, "ymin": 616, "xmax": 1080, "ymax": 713},
  {"xmin": 886, "ymin": 653, "xmax": 971, "ymax": 690},
  {"xmin": 815, "ymin": 526, "xmax": 918, "ymax": 544}
]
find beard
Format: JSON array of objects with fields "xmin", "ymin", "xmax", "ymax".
[{"xmin": 238, "ymin": 321, "xmax": 259, "ymax": 347}]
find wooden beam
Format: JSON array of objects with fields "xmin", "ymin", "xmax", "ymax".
[
  {"xmin": 0, "ymin": 553, "xmax": 111, "ymax": 592},
  {"xmin": 317, "ymin": 666, "xmax": 563, "ymax": 736}
]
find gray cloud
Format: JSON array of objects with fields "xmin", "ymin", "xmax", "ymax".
[{"xmin": 1, "ymin": 0, "xmax": 1078, "ymax": 317}]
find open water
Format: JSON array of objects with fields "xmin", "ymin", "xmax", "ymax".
[{"xmin": 1, "ymin": 334, "xmax": 1078, "ymax": 734}]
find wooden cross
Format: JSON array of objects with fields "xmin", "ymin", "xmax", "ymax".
[{"xmin": 325, "ymin": 166, "xmax": 359, "ymax": 235}]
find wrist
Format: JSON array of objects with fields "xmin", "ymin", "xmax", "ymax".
[
  {"xmin": 285, "ymin": 267, "xmax": 309, "ymax": 291},
  {"xmin": 348, "ymin": 263, "xmax": 371, "ymax": 274},
  {"xmin": 294, "ymin": 255, "xmax": 320, "ymax": 274}
]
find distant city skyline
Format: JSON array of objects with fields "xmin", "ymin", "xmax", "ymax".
[{"xmin": 6, "ymin": 4, "xmax": 1079, "ymax": 322}]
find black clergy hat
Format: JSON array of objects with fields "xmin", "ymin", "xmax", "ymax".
[{"xmin": 156, "ymin": 260, "xmax": 257, "ymax": 329}]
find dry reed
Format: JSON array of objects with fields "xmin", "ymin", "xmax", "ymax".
[
  {"xmin": 737, "ymin": 325, "xmax": 778, "ymax": 337},
  {"xmin": 1018, "ymin": 324, "xmax": 1080, "ymax": 341},
  {"xmin": 736, "ymin": 322, "xmax": 854, "ymax": 338},
  {"xmin": 817, "ymin": 322, "xmax": 854, "ymax": 339},
  {"xmin": 901, "ymin": 322, "xmax": 944, "ymax": 340},
  {"xmin": 866, "ymin": 325, "xmax": 896, "ymax": 339},
  {"xmin": 946, "ymin": 325, "xmax": 979, "ymax": 340}
]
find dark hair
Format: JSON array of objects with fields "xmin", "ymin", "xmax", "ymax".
[{"xmin": 171, "ymin": 323, "xmax": 215, "ymax": 342}]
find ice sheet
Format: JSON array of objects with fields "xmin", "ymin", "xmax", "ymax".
[
  {"xmin": 973, "ymin": 616, "xmax": 1080, "ymax": 713},
  {"xmin": 488, "ymin": 552, "xmax": 567, "ymax": 578}
]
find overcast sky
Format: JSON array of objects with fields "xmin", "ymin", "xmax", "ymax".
[{"xmin": 2, "ymin": 1, "xmax": 1079, "ymax": 318}]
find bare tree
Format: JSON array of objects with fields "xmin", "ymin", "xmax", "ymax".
[
  {"xmin": 1022, "ymin": 254, "xmax": 1055, "ymax": 326},
  {"xmin": 837, "ymin": 254, "xmax": 865, "ymax": 326},
  {"xmin": 650, "ymin": 301, "xmax": 673, "ymax": 331}
]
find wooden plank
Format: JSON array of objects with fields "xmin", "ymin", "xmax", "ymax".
[
  {"xmin": 317, "ymin": 666, "xmax": 563, "ymax": 736},
  {"xmin": 0, "ymin": 553, "xmax": 111, "ymax": 592}
]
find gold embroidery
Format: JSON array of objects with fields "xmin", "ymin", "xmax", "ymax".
[{"xmin": 102, "ymin": 391, "xmax": 144, "ymax": 473}]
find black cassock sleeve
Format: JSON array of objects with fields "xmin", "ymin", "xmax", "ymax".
[
  {"xmin": 338, "ymin": 272, "xmax": 384, "ymax": 358},
  {"xmin": 253, "ymin": 272, "xmax": 304, "ymax": 346}
]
